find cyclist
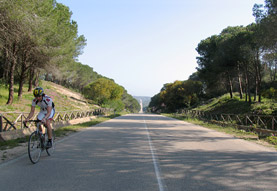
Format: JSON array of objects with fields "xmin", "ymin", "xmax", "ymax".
[{"xmin": 24, "ymin": 87, "xmax": 55, "ymax": 148}]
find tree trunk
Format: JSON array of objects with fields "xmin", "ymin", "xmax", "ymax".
[
  {"xmin": 18, "ymin": 77, "xmax": 24, "ymax": 100},
  {"xmin": 6, "ymin": 43, "xmax": 18, "ymax": 105},
  {"xmin": 3, "ymin": 49, "xmax": 10, "ymax": 87},
  {"xmin": 269, "ymin": 62, "xmax": 273, "ymax": 82},
  {"xmin": 45, "ymin": 73, "xmax": 50, "ymax": 81},
  {"xmin": 245, "ymin": 76, "xmax": 248, "ymax": 102},
  {"xmin": 258, "ymin": 76, "xmax": 262, "ymax": 103},
  {"xmin": 238, "ymin": 75, "xmax": 243, "ymax": 99},
  {"xmin": 273, "ymin": 60, "xmax": 277, "ymax": 81},
  {"xmin": 238, "ymin": 65, "xmax": 243, "ymax": 99},
  {"xmin": 244, "ymin": 64, "xmax": 251, "ymax": 103},
  {"xmin": 28, "ymin": 67, "xmax": 34, "ymax": 92},
  {"xmin": 6, "ymin": 59, "xmax": 16, "ymax": 105},
  {"xmin": 255, "ymin": 52, "xmax": 262, "ymax": 103},
  {"xmin": 254, "ymin": 76, "xmax": 257, "ymax": 102},
  {"xmin": 4, "ymin": 62, "xmax": 9, "ymax": 87},
  {"xmin": 18, "ymin": 62, "xmax": 27, "ymax": 100},
  {"xmin": 247, "ymin": 74, "xmax": 252, "ymax": 104},
  {"xmin": 34, "ymin": 70, "xmax": 40, "ymax": 87},
  {"xmin": 228, "ymin": 75, "xmax": 233, "ymax": 99}
]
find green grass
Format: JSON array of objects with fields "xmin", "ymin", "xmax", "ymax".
[
  {"xmin": 164, "ymin": 113, "xmax": 277, "ymax": 150},
  {"xmin": 0, "ymin": 137, "xmax": 29, "ymax": 150},
  {"xmin": 165, "ymin": 113, "xmax": 256, "ymax": 136},
  {"xmin": 195, "ymin": 93, "xmax": 277, "ymax": 115},
  {"xmin": 265, "ymin": 136, "xmax": 277, "ymax": 145},
  {"xmin": 55, "ymin": 115, "xmax": 119, "ymax": 137},
  {"xmin": 0, "ymin": 80, "xmax": 97, "ymax": 113},
  {"xmin": 178, "ymin": 93, "xmax": 277, "ymax": 148},
  {"xmin": 0, "ymin": 84, "xmax": 9, "ymax": 106}
]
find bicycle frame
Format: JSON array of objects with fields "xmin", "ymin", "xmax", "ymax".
[
  {"xmin": 24, "ymin": 120, "xmax": 55, "ymax": 164},
  {"xmin": 25, "ymin": 119, "xmax": 47, "ymax": 133}
]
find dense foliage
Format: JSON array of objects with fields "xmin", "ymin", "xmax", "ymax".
[
  {"xmin": 84, "ymin": 78, "xmax": 124, "ymax": 105},
  {"xmin": 0, "ymin": 0, "xmax": 140, "ymax": 113},
  {"xmin": 83, "ymin": 78, "xmax": 140, "ymax": 112},
  {"xmin": 149, "ymin": 80, "xmax": 203, "ymax": 112},
  {"xmin": 149, "ymin": 0, "xmax": 277, "ymax": 113},
  {"xmin": 194, "ymin": 0, "xmax": 277, "ymax": 103}
]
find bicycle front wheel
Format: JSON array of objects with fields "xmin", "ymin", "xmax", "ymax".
[
  {"xmin": 28, "ymin": 131, "xmax": 42, "ymax": 164},
  {"xmin": 46, "ymin": 129, "xmax": 55, "ymax": 156}
]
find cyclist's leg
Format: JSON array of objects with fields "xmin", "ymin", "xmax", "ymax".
[
  {"xmin": 45, "ymin": 108, "xmax": 55, "ymax": 141},
  {"xmin": 46, "ymin": 120, "xmax": 52, "ymax": 139},
  {"xmin": 37, "ymin": 112, "xmax": 45, "ymax": 133}
]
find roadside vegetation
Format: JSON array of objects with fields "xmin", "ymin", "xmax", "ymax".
[
  {"xmin": 194, "ymin": 93, "xmax": 277, "ymax": 115},
  {"xmin": 149, "ymin": 1, "xmax": 277, "ymax": 149},
  {"xmin": 54, "ymin": 115, "xmax": 120, "ymax": 137},
  {"xmin": 163, "ymin": 113, "xmax": 277, "ymax": 150}
]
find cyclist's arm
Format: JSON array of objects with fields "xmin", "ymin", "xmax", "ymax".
[{"xmin": 26, "ymin": 106, "xmax": 35, "ymax": 121}]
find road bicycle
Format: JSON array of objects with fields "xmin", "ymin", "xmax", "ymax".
[{"xmin": 24, "ymin": 120, "xmax": 56, "ymax": 164}]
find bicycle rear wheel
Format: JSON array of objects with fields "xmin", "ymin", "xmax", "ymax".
[
  {"xmin": 46, "ymin": 129, "xmax": 55, "ymax": 156},
  {"xmin": 28, "ymin": 131, "xmax": 42, "ymax": 164}
]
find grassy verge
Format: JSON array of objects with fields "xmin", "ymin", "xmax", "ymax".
[
  {"xmin": 0, "ymin": 137, "xmax": 29, "ymax": 150},
  {"xmin": 0, "ymin": 114, "xmax": 120, "ymax": 151},
  {"xmin": 55, "ymin": 115, "xmax": 119, "ymax": 137},
  {"xmin": 194, "ymin": 93, "xmax": 277, "ymax": 115},
  {"xmin": 163, "ymin": 113, "xmax": 277, "ymax": 150}
]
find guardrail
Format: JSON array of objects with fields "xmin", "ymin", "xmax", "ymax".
[
  {"xmin": 177, "ymin": 110, "xmax": 277, "ymax": 136},
  {"xmin": 0, "ymin": 109, "xmax": 109, "ymax": 132}
]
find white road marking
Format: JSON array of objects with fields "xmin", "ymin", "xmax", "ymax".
[{"xmin": 143, "ymin": 118, "xmax": 167, "ymax": 191}]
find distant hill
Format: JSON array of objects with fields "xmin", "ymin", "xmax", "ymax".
[{"xmin": 134, "ymin": 96, "xmax": 151, "ymax": 110}]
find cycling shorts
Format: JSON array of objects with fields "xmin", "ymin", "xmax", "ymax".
[{"xmin": 37, "ymin": 108, "xmax": 55, "ymax": 121}]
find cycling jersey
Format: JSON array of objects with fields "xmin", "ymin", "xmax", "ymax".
[
  {"xmin": 32, "ymin": 95, "xmax": 55, "ymax": 120},
  {"xmin": 32, "ymin": 95, "xmax": 55, "ymax": 111}
]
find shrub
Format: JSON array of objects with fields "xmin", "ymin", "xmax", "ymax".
[
  {"xmin": 265, "ymin": 136, "xmax": 277, "ymax": 145},
  {"xmin": 262, "ymin": 87, "xmax": 277, "ymax": 100}
]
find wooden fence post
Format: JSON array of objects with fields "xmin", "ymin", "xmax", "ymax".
[
  {"xmin": 0, "ymin": 114, "xmax": 3, "ymax": 132},
  {"xmin": 272, "ymin": 117, "xmax": 275, "ymax": 130}
]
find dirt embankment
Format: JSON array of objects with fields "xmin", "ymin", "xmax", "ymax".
[{"xmin": 45, "ymin": 81, "xmax": 99, "ymax": 110}]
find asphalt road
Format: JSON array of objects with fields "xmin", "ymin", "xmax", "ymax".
[{"xmin": 0, "ymin": 114, "xmax": 276, "ymax": 191}]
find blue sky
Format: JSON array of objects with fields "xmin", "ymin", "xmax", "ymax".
[{"xmin": 57, "ymin": 0, "xmax": 264, "ymax": 97}]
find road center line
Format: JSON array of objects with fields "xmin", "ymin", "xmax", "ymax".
[{"xmin": 143, "ymin": 118, "xmax": 167, "ymax": 191}]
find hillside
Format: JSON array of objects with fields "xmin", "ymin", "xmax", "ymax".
[
  {"xmin": 0, "ymin": 81, "xmax": 98, "ymax": 113},
  {"xmin": 193, "ymin": 93, "xmax": 277, "ymax": 115},
  {"xmin": 134, "ymin": 96, "xmax": 151, "ymax": 109}
]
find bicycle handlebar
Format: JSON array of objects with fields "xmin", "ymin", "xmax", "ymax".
[{"xmin": 23, "ymin": 120, "xmax": 42, "ymax": 128}]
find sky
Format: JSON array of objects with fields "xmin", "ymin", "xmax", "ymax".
[{"xmin": 57, "ymin": 0, "xmax": 265, "ymax": 97}]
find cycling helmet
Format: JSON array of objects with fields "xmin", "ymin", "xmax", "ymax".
[{"xmin": 33, "ymin": 87, "xmax": 44, "ymax": 97}]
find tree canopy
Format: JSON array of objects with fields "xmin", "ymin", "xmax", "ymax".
[
  {"xmin": 83, "ymin": 78, "xmax": 140, "ymax": 113},
  {"xmin": 0, "ymin": 0, "xmax": 140, "ymax": 113},
  {"xmin": 149, "ymin": 80, "xmax": 203, "ymax": 113},
  {"xmin": 149, "ymin": 0, "xmax": 277, "ymax": 112}
]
